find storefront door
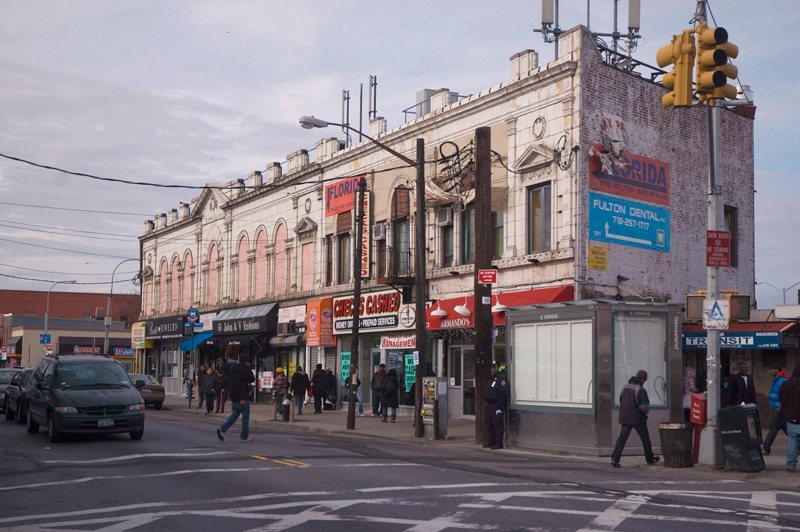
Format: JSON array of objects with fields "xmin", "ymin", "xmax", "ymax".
[
  {"xmin": 368, "ymin": 349, "xmax": 382, "ymax": 405},
  {"xmin": 448, "ymin": 345, "xmax": 476, "ymax": 418}
]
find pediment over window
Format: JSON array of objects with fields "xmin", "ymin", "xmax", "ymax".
[
  {"xmin": 512, "ymin": 144, "xmax": 556, "ymax": 174},
  {"xmin": 294, "ymin": 216, "xmax": 317, "ymax": 235}
]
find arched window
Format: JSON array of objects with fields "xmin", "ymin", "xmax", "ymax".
[
  {"xmin": 237, "ymin": 235, "xmax": 249, "ymax": 301},
  {"xmin": 337, "ymin": 211, "xmax": 352, "ymax": 284},
  {"xmin": 182, "ymin": 252, "xmax": 193, "ymax": 309},
  {"xmin": 145, "ymin": 282, "xmax": 153, "ymax": 315},
  {"xmin": 392, "ymin": 187, "xmax": 411, "ymax": 275},
  {"xmin": 274, "ymin": 224, "xmax": 287, "ymax": 295},
  {"xmin": 159, "ymin": 260, "xmax": 169, "ymax": 313},
  {"xmin": 255, "ymin": 231, "xmax": 268, "ymax": 298},
  {"xmin": 208, "ymin": 244, "xmax": 219, "ymax": 306},
  {"xmin": 171, "ymin": 256, "xmax": 181, "ymax": 311}
]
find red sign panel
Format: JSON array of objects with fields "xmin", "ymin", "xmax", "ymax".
[
  {"xmin": 690, "ymin": 393, "xmax": 707, "ymax": 425},
  {"xmin": 478, "ymin": 269, "xmax": 497, "ymax": 284},
  {"xmin": 588, "ymin": 143, "xmax": 671, "ymax": 206},
  {"xmin": 324, "ymin": 175, "xmax": 364, "ymax": 217},
  {"xmin": 706, "ymin": 230, "xmax": 730, "ymax": 267},
  {"xmin": 306, "ymin": 298, "xmax": 335, "ymax": 347}
]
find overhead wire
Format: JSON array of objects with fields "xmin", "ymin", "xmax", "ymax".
[
  {"xmin": 0, "ymin": 236, "xmax": 136, "ymax": 260},
  {"xmin": 0, "ymin": 262, "xmax": 138, "ymax": 277}
]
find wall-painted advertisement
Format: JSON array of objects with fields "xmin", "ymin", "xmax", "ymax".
[
  {"xmin": 588, "ymin": 143, "xmax": 671, "ymax": 206},
  {"xmin": 306, "ymin": 298, "xmax": 335, "ymax": 347},
  {"xmin": 325, "ymin": 175, "xmax": 365, "ymax": 217},
  {"xmin": 589, "ymin": 192, "xmax": 670, "ymax": 252}
]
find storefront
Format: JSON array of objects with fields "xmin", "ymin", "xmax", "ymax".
[
  {"xmin": 145, "ymin": 316, "xmax": 186, "ymax": 395},
  {"xmin": 332, "ymin": 288, "xmax": 418, "ymax": 408},
  {"xmin": 426, "ymin": 285, "xmax": 574, "ymax": 419},
  {"xmin": 211, "ymin": 303, "xmax": 278, "ymax": 403}
]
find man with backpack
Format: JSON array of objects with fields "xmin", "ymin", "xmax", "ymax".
[{"xmin": 610, "ymin": 370, "xmax": 660, "ymax": 468}]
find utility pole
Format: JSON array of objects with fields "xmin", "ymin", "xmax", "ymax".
[
  {"xmin": 414, "ymin": 138, "xmax": 426, "ymax": 438},
  {"xmin": 347, "ymin": 176, "xmax": 367, "ymax": 430},
  {"xmin": 473, "ymin": 127, "xmax": 493, "ymax": 444}
]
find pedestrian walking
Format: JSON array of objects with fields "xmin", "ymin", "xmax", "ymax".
[
  {"xmin": 201, "ymin": 367, "xmax": 215, "ymax": 414},
  {"xmin": 381, "ymin": 368, "xmax": 400, "ymax": 423},
  {"xmin": 763, "ymin": 364, "xmax": 789, "ymax": 455},
  {"xmin": 610, "ymin": 370, "xmax": 660, "ymax": 467},
  {"xmin": 272, "ymin": 367, "xmax": 288, "ymax": 419},
  {"xmin": 213, "ymin": 368, "xmax": 227, "ymax": 414},
  {"xmin": 217, "ymin": 354, "xmax": 255, "ymax": 443},
  {"xmin": 728, "ymin": 362, "xmax": 757, "ymax": 406},
  {"xmin": 311, "ymin": 363, "xmax": 326, "ymax": 414},
  {"xmin": 290, "ymin": 366, "xmax": 310, "ymax": 415},
  {"xmin": 345, "ymin": 368, "xmax": 364, "ymax": 416},
  {"xmin": 195, "ymin": 365, "xmax": 207, "ymax": 409},
  {"xmin": 370, "ymin": 364, "xmax": 387, "ymax": 417},
  {"xmin": 482, "ymin": 362, "xmax": 507, "ymax": 450},
  {"xmin": 778, "ymin": 363, "xmax": 800, "ymax": 472},
  {"xmin": 185, "ymin": 377, "xmax": 194, "ymax": 408}
]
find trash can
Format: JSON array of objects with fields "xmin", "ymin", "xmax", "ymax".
[
  {"xmin": 659, "ymin": 423, "xmax": 694, "ymax": 468},
  {"xmin": 719, "ymin": 404, "xmax": 765, "ymax": 472}
]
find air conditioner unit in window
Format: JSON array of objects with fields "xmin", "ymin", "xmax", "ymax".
[
  {"xmin": 372, "ymin": 223, "xmax": 386, "ymax": 240},
  {"xmin": 436, "ymin": 207, "xmax": 453, "ymax": 226}
]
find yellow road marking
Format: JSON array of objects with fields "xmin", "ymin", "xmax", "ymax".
[
  {"xmin": 251, "ymin": 455, "xmax": 269, "ymax": 460},
  {"xmin": 250, "ymin": 455, "xmax": 309, "ymax": 467},
  {"xmin": 271, "ymin": 459, "xmax": 301, "ymax": 467},
  {"xmin": 281, "ymin": 459, "xmax": 310, "ymax": 467}
]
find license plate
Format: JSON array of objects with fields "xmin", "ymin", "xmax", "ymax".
[{"xmin": 98, "ymin": 418, "xmax": 114, "ymax": 428}]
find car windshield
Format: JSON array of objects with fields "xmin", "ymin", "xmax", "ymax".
[
  {"xmin": 55, "ymin": 363, "xmax": 132, "ymax": 389},
  {"xmin": 130, "ymin": 374, "xmax": 159, "ymax": 385},
  {"xmin": 0, "ymin": 371, "xmax": 17, "ymax": 384}
]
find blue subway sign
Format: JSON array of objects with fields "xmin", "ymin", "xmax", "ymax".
[{"xmin": 589, "ymin": 192, "xmax": 670, "ymax": 253}]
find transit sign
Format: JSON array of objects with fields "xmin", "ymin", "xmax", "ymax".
[
  {"xmin": 187, "ymin": 308, "xmax": 199, "ymax": 323},
  {"xmin": 40, "ymin": 334, "xmax": 51, "ymax": 344}
]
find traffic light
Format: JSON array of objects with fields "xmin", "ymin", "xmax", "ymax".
[
  {"xmin": 695, "ymin": 22, "xmax": 739, "ymax": 104},
  {"xmin": 685, "ymin": 294, "xmax": 704, "ymax": 320},
  {"xmin": 656, "ymin": 30, "xmax": 695, "ymax": 108},
  {"xmin": 725, "ymin": 294, "xmax": 750, "ymax": 321}
]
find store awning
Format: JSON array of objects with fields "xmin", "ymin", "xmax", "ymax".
[
  {"xmin": 3, "ymin": 336, "xmax": 23, "ymax": 355},
  {"xmin": 269, "ymin": 334, "xmax": 306, "ymax": 347},
  {"xmin": 683, "ymin": 322, "xmax": 799, "ymax": 350},
  {"xmin": 213, "ymin": 303, "xmax": 278, "ymax": 335},
  {"xmin": 426, "ymin": 285, "xmax": 574, "ymax": 330},
  {"xmin": 178, "ymin": 332, "xmax": 214, "ymax": 351}
]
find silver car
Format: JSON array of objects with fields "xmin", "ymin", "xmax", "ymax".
[{"xmin": 130, "ymin": 374, "xmax": 165, "ymax": 410}]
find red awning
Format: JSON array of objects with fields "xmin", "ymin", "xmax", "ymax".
[
  {"xmin": 684, "ymin": 322, "xmax": 799, "ymax": 334},
  {"xmin": 426, "ymin": 285, "xmax": 574, "ymax": 330}
]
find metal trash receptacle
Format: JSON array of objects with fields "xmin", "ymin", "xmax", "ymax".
[
  {"xmin": 719, "ymin": 404, "xmax": 765, "ymax": 472},
  {"xmin": 659, "ymin": 423, "xmax": 694, "ymax": 468}
]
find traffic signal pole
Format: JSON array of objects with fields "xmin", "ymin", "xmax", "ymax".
[{"xmin": 698, "ymin": 100, "xmax": 724, "ymax": 467}]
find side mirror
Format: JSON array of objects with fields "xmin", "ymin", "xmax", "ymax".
[
  {"xmin": 135, "ymin": 380, "xmax": 146, "ymax": 388},
  {"xmin": 36, "ymin": 381, "xmax": 50, "ymax": 390}
]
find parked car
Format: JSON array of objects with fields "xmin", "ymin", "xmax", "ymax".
[
  {"xmin": 5, "ymin": 367, "xmax": 33, "ymax": 424},
  {"xmin": 129, "ymin": 374, "xmax": 165, "ymax": 410},
  {"xmin": 0, "ymin": 367, "xmax": 20, "ymax": 413},
  {"xmin": 26, "ymin": 354, "xmax": 145, "ymax": 443}
]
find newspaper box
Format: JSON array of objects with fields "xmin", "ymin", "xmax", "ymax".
[{"xmin": 690, "ymin": 393, "xmax": 706, "ymax": 425}]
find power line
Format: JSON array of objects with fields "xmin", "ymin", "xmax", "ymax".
[
  {"xmin": 0, "ymin": 201, "xmax": 150, "ymax": 217},
  {"xmin": 0, "ymin": 262, "xmax": 138, "ymax": 277},
  {"xmin": 0, "ymin": 218, "xmax": 138, "ymax": 238},
  {"xmin": 0, "ymin": 236, "xmax": 136, "ymax": 260},
  {"xmin": 0, "ymin": 221, "xmax": 136, "ymax": 242},
  {"xmin": 0, "ymin": 272, "xmax": 122, "ymax": 285}
]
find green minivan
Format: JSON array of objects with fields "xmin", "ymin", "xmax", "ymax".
[{"xmin": 26, "ymin": 354, "xmax": 145, "ymax": 442}]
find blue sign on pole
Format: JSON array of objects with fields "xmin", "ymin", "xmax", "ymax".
[
  {"xmin": 589, "ymin": 192, "xmax": 670, "ymax": 252},
  {"xmin": 187, "ymin": 307, "xmax": 199, "ymax": 322},
  {"xmin": 40, "ymin": 334, "xmax": 51, "ymax": 344}
]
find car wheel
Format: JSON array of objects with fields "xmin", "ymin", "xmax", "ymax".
[
  {"xmin": 16, "ymin": 403, "xmax": 27, "ymax": 425},
  {"xmin": 130, "ymin": 427, "xmax": 144, "ymax": 440},
  {"xmin": 48, "ymin": 413, "xmax": 62, "ymax": 443},
  {"xmin": 26, "ymin": 410, "xmax": 39, "ymax": 434},
  {"xmin": 5, "ymin": 404, "xmax": 14, "ymax": 420},
  {"xmin": 154, "ymin": 402, "xmax": 163, "ymax": 410}
]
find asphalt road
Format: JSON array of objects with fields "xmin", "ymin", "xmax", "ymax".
[{"xmin": 1, "ymin": 407, "xmax": 799, "ymax": 531}]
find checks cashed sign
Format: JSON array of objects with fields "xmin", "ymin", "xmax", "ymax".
[{"xmin": 332, "ymin": 289, "xmax": 414, "ymax": 334}]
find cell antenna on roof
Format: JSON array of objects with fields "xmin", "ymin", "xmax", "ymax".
[{"xmin": 368, "ymin": 75, "xmax": 377, "ymax": 120}]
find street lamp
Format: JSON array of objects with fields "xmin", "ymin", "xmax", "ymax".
[
  {"xmin": 300, "ymin": 116, "xmax": 427, "ymax": 437},
  {"xmin": 45, "ymin": 280, "xmax": 77, "ymax": 351},
  {"xmin": 104, "ymin": 259, "xmax": 139, "ymax": 356},
  {"xmin": 757, "ymin": 280, "xmax": 800, "ymax": 306}
]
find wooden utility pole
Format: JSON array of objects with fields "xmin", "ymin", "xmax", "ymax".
[
  {"xmin": 414, "ymin": 138, "xmax": 426, "ymax": 438},
  {"xmin": 473, "ymin": 127, "xmax": 493, "ymax": 444},
  {"xmin": 347, "ymin": 176, "xmax": 367, "ymax": 430}
]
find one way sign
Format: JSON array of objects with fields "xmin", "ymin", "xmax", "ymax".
[{"xmin": 703, "ymin": 299, "xmax": 729, "ymax": 330}]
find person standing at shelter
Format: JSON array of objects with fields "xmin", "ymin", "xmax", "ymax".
[
  {"xmin": 610, "ymin": 370, "xmax": 660, "ymax": 468},
  {"xmin": 763, "ymin": 364, "xmax": 788, "ymax": 455},
  {"xmin": 482, "ymin": 362, "xmax": 507, "ymax": 450},
  {"xmin": 217, "ymin": 354, "xmax": 255, "ymax": 443},
  {"xmin": 201, "ymin": 367, "xmax": 215, "ymax": 414},
  {"xmin": 779, "ymin": 364, "xmax": 800, "ymax": 472},
  {"xmin": 345, "ymin": 367, "xmax": 364, "ymax": 416},
  {"xmin": 311, "ymin": 363, "xmax": 326, "ymax": 414},
  {"xmin": 729, "ymin": 362, "xmax": 757, "ymax": 406},
  {"xmin": 290, "ymin": 366, "xmax": 310, "ymax": 415},
  {"xmin": 381, "ymin": 369, "xmax": 400, "ymax": 423},
  {"xmin": 195, "ymin": 365, "xmax": 207, "ymax": 410},
  {"xmin": 370, "ymin": 364, "xmax": 387, "ymax": 417}
]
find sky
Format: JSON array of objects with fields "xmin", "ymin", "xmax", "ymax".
[{"xmin": 0, "ymin": 0, "xmax": 797, "ymax": 310}]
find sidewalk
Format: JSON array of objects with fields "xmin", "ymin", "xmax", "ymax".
[{"xmin": 161, "ymin": 395, "xmax": 800, "ymax": 491}]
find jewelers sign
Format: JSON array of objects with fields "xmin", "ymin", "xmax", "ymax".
[{"xmin": 333, "ymin": 289, "xmax": 413, "ymax": 334}]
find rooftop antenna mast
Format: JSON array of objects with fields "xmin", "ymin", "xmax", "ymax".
[
  {"xmin": 341, "ymin": 89, "xmax": 352, "ymax": 147},
  {"xmin": 534, "ymin": 0, "xmax": 562, "ymax": 60},
  {"xmin": 368, "ymin": 75, "xmax": 377, "ymax": 120}
]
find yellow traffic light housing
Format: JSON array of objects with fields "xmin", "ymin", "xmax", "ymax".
[
  {"xmin": 684, "ymin": 291, "xmax": 750, "ymax": 322},
  {"xmin": 725, "ymin": 293, "xmax": 750, "ymax": 321},
  {"xmin": 695, "ymin": 22, "xmax": 739, "ymax": 104},
  {"xmin": 685, "ymin": 294, "xmax": 705, "ymax": 320},
  {"xmin": 657, "ymin": 30, "xmax": 695, "ymax": 108}
]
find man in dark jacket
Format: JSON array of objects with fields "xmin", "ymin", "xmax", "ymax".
[
  {"xmin": 195, "ymin": 365, "xmax": 207, "ymax": 409},
  {"xmin": 778, "ymin": 363, "xmax": 800, "ymax": 472},
  {"xmin": 610, "ymin": 370, "xmax": 660, "ymax": 467},
  {"xmin": 216, "ymin": 354, "xmax": 255, "ymax": 442},
  {"xmin": 311, "ymin": 363, "xmax": 326, "ymax": 414},
  {"xmin": 201, "ymin": 367, "xmax": 215, "ymax": 414},
  {"xmin": 482, "ymin": 362, "xmax": 507, "ymax": 450},
  {"xmin": 728, "ymin": 362, "xmax": 757, "ymax": 406},
  {"xmin": 290, "ymin": 366, "xmax": 310, "ymax": 415},
  {"xmin": 370, "ymin": 364, "xmax": 387, "ymax": 417},
  {"xmin": 763, "ymin": 364, "xmax": 788, "ymax": 455}
]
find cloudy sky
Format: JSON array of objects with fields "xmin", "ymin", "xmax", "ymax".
[{"xmin": 0, "ymin": 0, "xmax": 797, "ymax": 309}]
